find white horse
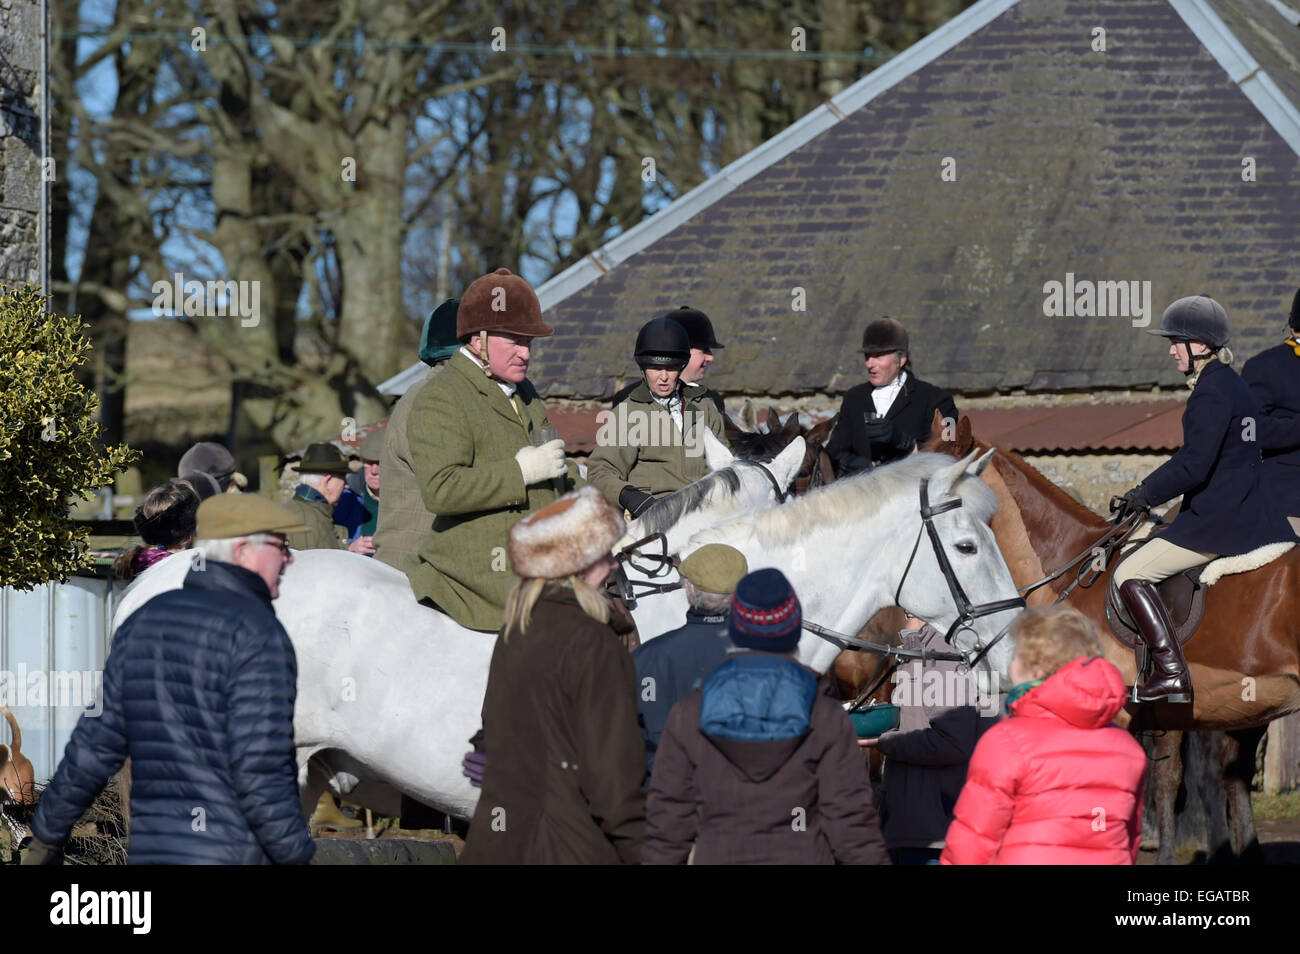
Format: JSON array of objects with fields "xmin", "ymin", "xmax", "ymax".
[
  {"xmin": 112, "ymin": 448, "xmax": 1018, "ymax": 820},
  {"xmin": 108, "ymin": 437, "xmax": 807, "ymax": 820},
  {"xmin": 684, "ymin": 449, "xmax": 1022, "ymax": 680},
  {"xmin": 617, "ymin": 432, "xmax": 806, "ymax": 640}
]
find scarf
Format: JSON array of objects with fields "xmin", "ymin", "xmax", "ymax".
[
  {"xmin": 132, "ymin": 546, "xmax": 173, "ymax": 575},
  {"xmin": 1004, "ymin": 679, "xmax": 1044, "ymax": 715}
]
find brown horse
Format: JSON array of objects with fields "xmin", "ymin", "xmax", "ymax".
[
  {"xmin": 724, "ymin": 407, "xmax": 836, "ymax": 495},
  {"xmin": 925, "ymin": 414, "xmax": 1300, "ymax": 862}
]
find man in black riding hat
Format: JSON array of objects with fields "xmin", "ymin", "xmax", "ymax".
[
  {"xmin": 1241, "ymin": 286, "xmax": 1300, "ymax": 531},
  {"xmin": 611, "ymin": 306, "xmax": 727, "ymax": 416},
  {"xmin": 1112, "ymin": 296, "xmax": 1296, "ymax": 705},
  {"xmin": 825, "ymin": 318, "xmax": 958, "ymax": 477}
]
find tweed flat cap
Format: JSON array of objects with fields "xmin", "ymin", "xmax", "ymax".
[
  {"xmin": 196, "ymin": 494, "xmax": 308, "ymax": 540},
  {"xmin": 678, "ymin": 544, "xmax": 748, "ymax": 595}
]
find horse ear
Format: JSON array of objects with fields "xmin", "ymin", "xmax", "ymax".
[
  {"xmin": 958, "ymin": 415, "xmax": 973, "ymax": 453},
  {"xmin": 770, "ymin": 435, "xmax": 806, "ymax": 490},
  {"xmin": 766, "ymin": 408, "xmax": 781, "ymax": 434},
  {"xmin": 931, "ymin": 449, "xmax": 980, "ymax": 498},
  {"xmin": 779, "ymin": 412, "xmax": 801, "ymax": 444},
  {"xmin": 967, "ymin": 447, "xmax": 996, "ymax": 477},
  {"xmin": 723, "ymin": 413, "xmax": 743, "ymax": 441},
  {"xmin": 929, "ymin": 408, "xmax": 946, "ymax": 443},
  {"xmin": 739, "ymin": 400, "xmax": 757, "ymax": 432},
  {"xmin": 703, "ymin": 428, "xmax": 736, "ymax": 472}
]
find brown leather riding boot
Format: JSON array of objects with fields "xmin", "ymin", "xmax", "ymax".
[{"xmin": 1119, "ymin": 579, "xmax": 1193, "ymax": 704}]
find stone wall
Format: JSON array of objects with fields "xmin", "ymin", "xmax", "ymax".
[
  {"xmin": 1020, "ymin": 452, "xmax": 1173, "ymax": 515},
  {"xmin": 0, "ymin": 0, "xmax": 42, "ymax": 288}
]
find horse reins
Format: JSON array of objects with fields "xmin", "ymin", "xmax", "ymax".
[
  {"xmin": 610, "ymin": 459, "xmax": 789, "ymax": 602},
  {"xmin": 1015, "ymin": 507, "xmax": 1155, "ymax": 606}
]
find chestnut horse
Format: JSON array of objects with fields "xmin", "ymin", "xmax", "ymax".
[{"xmin": 925, "ymin": 414, "xmax": 1300, "ymax": 862}]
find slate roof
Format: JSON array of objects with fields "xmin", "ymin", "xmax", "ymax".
[{"xmin": 381, "ymin": 0, "xmax": 1300, "ymax": 401}]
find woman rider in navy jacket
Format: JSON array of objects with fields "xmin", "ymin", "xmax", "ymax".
[{"xmin": 1113, "ymin": 296, "xmax": 1296, "ymax": 705}]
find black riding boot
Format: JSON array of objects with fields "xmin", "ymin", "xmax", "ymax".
[{"xmin": 1119, "ymin": 579, "xmax": 1193, "ymax": 704}]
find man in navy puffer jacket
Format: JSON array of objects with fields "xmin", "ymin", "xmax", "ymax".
[{"xmin": 26, "ymin": 495, "xmax": 316, "ymax": 865}]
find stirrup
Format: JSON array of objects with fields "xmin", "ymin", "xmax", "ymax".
[{"xmin": 1131, "ymin": 684, "xmax": 1192, "ymax": 705}]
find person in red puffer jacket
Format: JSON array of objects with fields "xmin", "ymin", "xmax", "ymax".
[{"xmin": 941, "ymin": 607, "xmax": 1148, "ymax": 865}]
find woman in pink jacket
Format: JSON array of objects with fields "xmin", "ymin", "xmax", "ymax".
[{"xmin": 941, "ymin": 607, "xmax": 1148, "ymax": 865}]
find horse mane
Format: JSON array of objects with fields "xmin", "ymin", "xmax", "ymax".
[
  {"xmin": 694, "ymin": 452, "xmax": 997, "ymax": 550},
  {"xmin": 632, "ymin": 467, "xmax": 744, "ymax": 535},
  {"xmin": 985, "ymin": 442, "xmax": 1108, "ymax": 530}
]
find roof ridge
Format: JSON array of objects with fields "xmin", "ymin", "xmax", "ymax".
[{"xmin": 1171, "ymin": 0, "xmax": 1300, "ymax": 155}]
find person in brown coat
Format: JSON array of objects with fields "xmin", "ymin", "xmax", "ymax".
[
  {"xmin": 644, "ymin": 568, "xmax": 890, "ymax": 865},
  {"xmin": 461, "ymin": 486, "xmax": 646, "ymax": 864}
]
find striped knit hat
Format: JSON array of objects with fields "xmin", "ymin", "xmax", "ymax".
[{"xmin": 729, "ymin": 568, "xmax": 802, "ymax": 652}]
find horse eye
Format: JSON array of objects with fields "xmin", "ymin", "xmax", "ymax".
[{"xmin": 956, "ymin": 541, "xmax": 977, "ymax": 555}]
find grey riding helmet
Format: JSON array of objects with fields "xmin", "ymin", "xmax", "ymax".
[{"xmin": 1146, "ymin": 295, "xmax": 1230, "ymax": 348}]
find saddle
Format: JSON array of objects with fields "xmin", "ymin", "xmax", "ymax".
[{"xmin": 1104, "ymin": 533, "xmax": 1296, "ymax": 649}]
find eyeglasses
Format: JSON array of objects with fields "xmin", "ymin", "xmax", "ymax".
[{"xmin": 265, "ymin": 537, "xmax": 291, "ymax": 555}]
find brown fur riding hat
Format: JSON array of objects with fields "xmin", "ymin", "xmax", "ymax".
[
  {"xmin": 860, "ymin": 317, "xmax": 909, "ymax": 356},
  {"xmin": 457, "ymin": 267, "xmax": 554, "ymax": 340},
  {"xmin": 508, "ymin": 486, "xmax": 624, "ymax": 580}
]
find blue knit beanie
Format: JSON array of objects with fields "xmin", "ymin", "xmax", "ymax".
[{"xmin": 729, "ymin": 568, "xmax": 802, "ymax": 652}]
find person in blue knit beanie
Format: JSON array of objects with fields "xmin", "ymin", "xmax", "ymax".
[{"xmin": 643, "ymin": 568, "xmax": 890, "ymax": 865}]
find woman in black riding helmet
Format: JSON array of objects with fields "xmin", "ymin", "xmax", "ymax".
[
  {"xmin": 1112, "ymin": 295, "xmax": 1295, "ymax": 704},
  {"xmin": 587, "ymin": 315, "xmax": 731, "ymax": 518}
]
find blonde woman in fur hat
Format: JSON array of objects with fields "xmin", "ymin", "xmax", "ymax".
[{"xmin": 460, "ymin": 486, "xmax": 646, "ymax": 865}]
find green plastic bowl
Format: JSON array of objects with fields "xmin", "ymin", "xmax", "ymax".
[{"xmin": 849, "ymin": 703, "xmax": 900, "ymax": 738}]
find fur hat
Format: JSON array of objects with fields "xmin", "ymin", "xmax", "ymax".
[{"xmin": 508, "ymin": 486, "xmax": 624, "ymax": 580}]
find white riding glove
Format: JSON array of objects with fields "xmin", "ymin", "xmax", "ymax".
[{"xmin": 515, "ymin": 439, "xmax": 567, "ymax": 485}]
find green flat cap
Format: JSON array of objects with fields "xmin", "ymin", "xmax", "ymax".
[
  {"xmin": 358, "ymin": 428, "xmax": 386, "ymax": 462},
  {"xmin": 196, "ymin": 494, "xmax": 308, "ymax": 540},
  {"xmin": 297, "ymin": 442, "xmax": 351, "ymax": 476},
  {"xmin": 679, "ymin": 544, "xmax": 748, "ymax": 595}
]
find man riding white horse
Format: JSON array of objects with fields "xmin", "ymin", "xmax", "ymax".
[
  {"xmin": 1112, "ymin": 295, "xmax": 1297, "ymax": 704},
  {"xmin": 405, "ymin": 268, "xmax": 581, "ymax": 632}
]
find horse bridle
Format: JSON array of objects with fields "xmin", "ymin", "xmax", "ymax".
[
  {"xmin": 803, "ymin": 476, "xmax": 1025, "ymax": 671},
  {"xmin": 609, "ymin": 459, "xmax": 789, "ymax": 602},
  {"xmin": 893, "ymin": 477, "xmax": 1026, "ymax": 667},
  {"xmin": 734, "ymin": 458, "xmax": 789, "ymax": 505}
]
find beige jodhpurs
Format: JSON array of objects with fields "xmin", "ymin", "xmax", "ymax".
[{"xmin": 1112, "ymin": 537, "xmax": 1219, "ymax": 588}]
